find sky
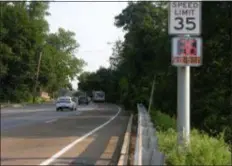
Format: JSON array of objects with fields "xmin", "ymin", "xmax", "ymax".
[{"xmin": 46, "ymin": 2, "xmax": 128, "ymax": 90}]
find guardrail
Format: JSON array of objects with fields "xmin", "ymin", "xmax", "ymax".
[{"xmin": 134, "ymin": 103, "xmax": 165, "ymax": 165}]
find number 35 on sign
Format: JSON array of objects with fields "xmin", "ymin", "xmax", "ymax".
[{"xmin": 169, "ymin": 2, "xmax": 201, "ymax": 35}]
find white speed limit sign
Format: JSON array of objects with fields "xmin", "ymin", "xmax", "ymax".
[{"xmin": 169, "ymin": 2, "xmax": 201, "ymax": 35}]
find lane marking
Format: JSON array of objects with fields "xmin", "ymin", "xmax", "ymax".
[
  {"xmin": 100, "ymin": 136, "xmax": 119, "ymax": 159},
  {"xmin": 95, "ymin": 136, "xmax": 119, "ymax": 165},
  {"xmin": 51, "ymin": 138, "xmax": 95, "ymax": 165},
  {"xmin": 75, "ymin": 112, "xmax": 82, "ymax": 115},
  {"xmin": 39, "ymin": 106, "xmax": 121, "ymax": 166},
  {"xmin": 45, "ymin": 119, "xmax": 57, "ymax": 123}
]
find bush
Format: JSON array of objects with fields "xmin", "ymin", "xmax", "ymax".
[
  {"xmin": 150, "ymin": 110, "xmax": 176, "ymax": 131},
  {"xmin": 27, "ymin": 97, "xmax": 47, "ymax": 104},
  {"xmin": 157, "ymin": 129, "xmax": 231, "ymax": 165},
  {"xmin": 35, "ymin": 97, "xmax": 47, "ymax": 103},
  {"xmin": 151, "ymin": 109, "xmax": 231, "ymax": 165}
]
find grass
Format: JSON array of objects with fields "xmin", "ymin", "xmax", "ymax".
[
  {"xmin": 150, "ymin": 110, "xmax": 176, "ymax": 131},
  {"xmin": 150, "ymin": 109, "xmax": 231, "ymax": 165},
  {"xmin": 0, "ymin": 97, "xmax": 51, "ymax": 109},
  {"xmin": 27, "ymin": 96, "xmax": 49, "ymax": 104}
]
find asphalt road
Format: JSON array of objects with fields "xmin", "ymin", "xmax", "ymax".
[
  {"xmin": 1, "ymin": 103, "xmax": 129, "ymax": 165},
  {"xmin": 1, "ymin": 103, "xmax": 97, "ymax": 130}
]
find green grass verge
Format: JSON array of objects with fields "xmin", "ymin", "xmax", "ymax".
[
  {"xmin": 0, "ymin": 97, "xmax": 49, "ymax": 108},
  {"xmin": 150, "ymin": 110, "xmax": 176, "ymax": 131},
  {"xmin": 27, "ymin": 97, "xmax": 48, "ymax": 104},
  {"xmin": 150, "ymin": 110, "xmax": 231, "ymax": 165}
]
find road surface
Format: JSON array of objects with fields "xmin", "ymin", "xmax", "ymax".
[{"xmin": 1, "ymin": 103, "xmax": 129, "ymax": 165}]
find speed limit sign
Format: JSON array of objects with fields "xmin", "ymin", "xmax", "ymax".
[{"xmin": 169, "ymin": 2, "xmax": 201, "ymax": 35}]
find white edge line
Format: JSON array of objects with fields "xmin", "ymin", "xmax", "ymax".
[
  {"xmin": 39, "ymin": 106, "xmax": 121, "ymax": 166},
  {"xmin": 45, "ymin": 119, "xmax": 57, "ymax": 123}
]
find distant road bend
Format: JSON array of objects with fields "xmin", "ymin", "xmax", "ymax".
[{"xmin": 1, "ymin": 103, "xmax": 129, "ymax": 165}]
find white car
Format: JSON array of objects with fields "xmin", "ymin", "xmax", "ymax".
[{"xmin": 56, "ymin": 96, "xmax": 77, "ymax": 111}]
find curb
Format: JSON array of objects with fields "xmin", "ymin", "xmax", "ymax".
[{"xmin": 117, "ymin": 114, "xmax": 133, "ymax": 166}]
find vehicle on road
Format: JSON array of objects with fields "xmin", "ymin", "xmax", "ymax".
[
  {"xmin": 92, "ymin": 91, "xmax": 105, "ymax": 102},
  {"xmin": 87, "ymin": 96, "xmax": 91, "ymax": 102},
  {"xmin": 56, "ymin": 96, "xmax": 77, "ymax": 111},
  {"xmin": 78, "ymin": 96, "xmax": 89, "ymax": 105}
]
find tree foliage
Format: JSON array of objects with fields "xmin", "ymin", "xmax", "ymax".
[
  {"xmin": 0, "ymin": 1, "xmax": 85, "ymax": 102},
  {"xmin": 78, "ymin": 2, "xmax": 232, "ymax": 142}
]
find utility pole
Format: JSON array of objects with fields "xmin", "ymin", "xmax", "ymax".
[
  {"xmin": 148, "ymin": 75, "xmax": 155, "ymax": 113},
  {"xmin": 33, "ymin": 51, "xmax": 42, "ymax": 103}
]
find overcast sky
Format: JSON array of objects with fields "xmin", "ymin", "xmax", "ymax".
[{"xmin": 46, "ymin": 2, "xmax": 128, "ymax": 89}]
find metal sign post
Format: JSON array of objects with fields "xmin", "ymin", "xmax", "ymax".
[
  {"xmin": 169, "ymin": 1, "xmax": 202, "ymax": 146},
  {"xmin": 177, "ymin": 65, "xmax": 190, "ymax": 145}
]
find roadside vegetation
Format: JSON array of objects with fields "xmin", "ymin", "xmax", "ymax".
[
  {"xmin": 0, "ymin": 96, "xmax": 51, "ymax": 108},
  {"xmin": 1, "ymin": 2, "xmax": 85, "ymax": 104},
  {"xmin": 151, "ymin": 110, "xmax": 231, "ymax": 165}
]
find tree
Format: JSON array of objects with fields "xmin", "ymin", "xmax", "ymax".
[
  {"xmin": 40, "ymin": 27, "xmax": 85, "ymax": 94},
  {"xmin": 0, "ymin": 1, "xmax": 85, "ymax": 102},
  {"xmin": 0, "ymin": 1, "xmax": 50, "ymax": 102}
]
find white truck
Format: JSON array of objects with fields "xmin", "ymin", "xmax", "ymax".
[{"xmin": 92, "ymin": 91, "xmax": 105, "ymax": 102}]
